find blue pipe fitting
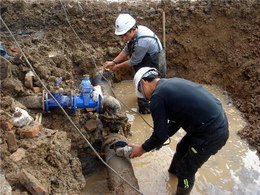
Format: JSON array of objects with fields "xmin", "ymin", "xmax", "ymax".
[
  {"xmin": 72, "ymin": 92, "xmax": 100, "ymax": 114},
  {"xmin": 45, "ymin": 92, "xmax": 73, "ymax": 112},
  {"xmin": 44, "ymin": 75, "xmax": 100, "ymax": 114}
]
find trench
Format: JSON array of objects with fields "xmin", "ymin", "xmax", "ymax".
[
  {"xmin": 0, "ymin": 1, "xmax": 259, "ymax": 194},
  {"xmin": 83, "ymin": 80, "xmax": 260, "ymax": 195}
]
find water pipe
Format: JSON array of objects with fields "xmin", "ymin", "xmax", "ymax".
[
  {"xmin": 44, "ymin": 74, "xmax": 100, "ymax": 113},
  {"xmin": 102, "ymin": 138, "xmax": 139, "ymax": 193},
  {"xmin": 18, "ymin": 75, "xmax": 101, "ymax": 114}
]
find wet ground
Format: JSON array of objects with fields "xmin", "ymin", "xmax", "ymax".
[{"xmin": 84, "ymin": 80, "xmax": 260, "ymax": 195}]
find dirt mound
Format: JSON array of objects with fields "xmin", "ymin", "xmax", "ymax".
[{"xmin": 0, "ymin": 0, "xmax": 259, "ymax": 194}]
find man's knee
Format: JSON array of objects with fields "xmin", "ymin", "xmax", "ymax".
[{"xmin": 168, "ymin": 153, "xmax": 180, "ymax": 175}]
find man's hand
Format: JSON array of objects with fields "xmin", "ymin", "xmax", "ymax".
[
  {"xmin": 129, "ymin": 144, "xmax": 146, "ymax": 159},
  {"xmin": 111, "ymin": 64, "xmax": 119, "ymax": 72},
  {"xmin": 103, "ymin": 61, "xmax": 115, "ymax": 70}
]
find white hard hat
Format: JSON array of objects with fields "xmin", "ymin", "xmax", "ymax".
[
  {"xmin": 115, "ymin": 14, "xmax": 136, "ymax": 35},
  {"xmin": 133, "ymin": 67, "xmax": 157, "ymax": 98}
]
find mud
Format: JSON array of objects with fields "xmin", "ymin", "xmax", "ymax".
[{"xmin": 0, "ymin": 0, "xmax": 259, "ymax": 194}]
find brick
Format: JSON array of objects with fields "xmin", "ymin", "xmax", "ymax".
[
  {"xmin": 24, "ymin": 76, "xmax": 33, "ymax": 89},
  {"xmin": 6, "ymin": 131, "xmax": 17, "ymax": 150},
  {"xmin": 7, "ymin": 118, "xmax": 14, "ymax": 130},
  {"xmin": 17, "ymin": 169, "xmax": 47, "ymax": 195},
  {"xmin": 84, "ymin": 119, "xmax": 98, "ymax": 133},
  {"xmin": 0, "ymin": 118, "xmax": 14, "ymax": 131},
  {"xmin": 10, "ymin": 148, "xmax": 26, "ymax": 163},
  {"xmin": 33, "ymin": 87, "xmax": 41, "ymax": 93},
  {"xmin": 65, "ymin": 79, "xmax": 74, "ymax": 85},
  {"xmin": 20, "ymin": 122, "xmax": 42, "ymax": 138}
]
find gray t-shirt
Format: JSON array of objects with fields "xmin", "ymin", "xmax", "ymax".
[{"xmin": 123, "ymin": 25, "xmax": 163, "ymax": 67}]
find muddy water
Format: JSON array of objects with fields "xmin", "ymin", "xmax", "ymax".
[{"xmin": 84, "ymin": 80, "xmax": 260, "ymax": 195}]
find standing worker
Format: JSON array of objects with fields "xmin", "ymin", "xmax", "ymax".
[
  {"xmin": 103, "ymin": 13, "xmax": 166, "ymax": 114},
  {"xmin": 129, "ymin": 67, "xmax": 229, "ymax": 195}
]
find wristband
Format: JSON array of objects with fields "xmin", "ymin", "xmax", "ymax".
[{"xmin": 113, "ymin": 60, "xmax": 117, "ymax": 65}]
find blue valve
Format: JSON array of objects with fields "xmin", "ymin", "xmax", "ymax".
[
  {"xmin": 45, "ymin": 75, "xmax": 100, "ymax": 113},
  {"xmin": 79, "ymin": 75, "xmax": 92, "ymax": 94}
]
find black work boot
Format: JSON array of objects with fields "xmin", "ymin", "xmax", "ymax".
[
  {"xmin": 168, "ymin": 154, "xmax": 180, "ymax": 175},
  {"xmin": 175, "ymin": 176, "xmax": 195, "ymax": 195},
  {"xmin": 137, "ymin": 97, "xmax": 150, "ymax": 114},
  {"xmin": 175, "ymin": 186, "xmax": 193, "ymax": 195}
]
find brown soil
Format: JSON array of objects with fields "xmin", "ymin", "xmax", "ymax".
[{"xmin": 0, "ymin": 0, "xmax": 259, "ymax": 194}]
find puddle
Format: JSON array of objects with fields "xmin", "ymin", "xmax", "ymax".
[{"xmin": 84, "ymin": 80, "xmax": 260, "ymax": 195}]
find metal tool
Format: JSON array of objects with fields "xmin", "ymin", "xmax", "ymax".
[
  {"xmin": 115, "ymin": 145, "xmax": 133, "ymax": 158},
  {"xmin": 110, "ymin": 140, "xmax": 133, "ymax": 158}
]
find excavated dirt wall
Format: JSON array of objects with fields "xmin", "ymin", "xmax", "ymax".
[{"xmin": 0, "ymin": 0, "xmax": 259, "ymax": 194}]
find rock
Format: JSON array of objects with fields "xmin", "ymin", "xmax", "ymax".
[
  {"xmin": 0, "ymin": 56, "xmax": 12, "ymax": 80},
  {"xmin": 6, "ymin": 131, "xmax": 17, "ymax": 152},
  {"xmin": 10, "ymin": 148, "xmax": 26, "ymax": 163},
  {"xmin": 1, "ymin": 78, "xmax": 24, "ymax": 97}
]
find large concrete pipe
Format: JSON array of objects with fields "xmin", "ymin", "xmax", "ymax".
[
  {"xmin": 93, "ymin": 70, "xmax": 114, "ymax": 97},
  {"xmin": 95, "ymin": 70, "xmax": 139, "ymax": 193},
  {"xmin": 17, "ymin": 96, "xmax": 42, "ymax": 109},
  {"xmin": 101, "ymin": 135, "xmax": 139, "ymax": 194},
  {"xmin": 93, "ymin": 70, "xmax": 121, "ymax": 114}
]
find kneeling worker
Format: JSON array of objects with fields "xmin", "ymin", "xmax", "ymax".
[{"xmin": 129, "ymin": 67, "xmax": 229, "ymax": 195}]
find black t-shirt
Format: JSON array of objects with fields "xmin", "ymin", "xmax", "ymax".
[{"xmin": 142, "ymin": 78, "xmax": 224, "ymax": 152}]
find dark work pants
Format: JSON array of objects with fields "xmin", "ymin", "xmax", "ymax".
[
  {"xmin": 134, "ymin": 51, "xmax": 166, "ymax": 114},
  {"xmin": 173, "ymin": 120, "xmax": 229, "ymax": 188},
  {"xmin": 133, "ymin": 50, "xmax": 166, "ymax": 78}
]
